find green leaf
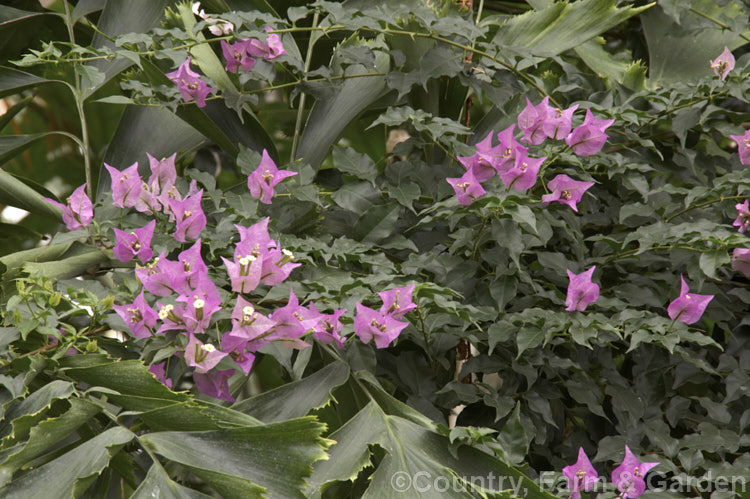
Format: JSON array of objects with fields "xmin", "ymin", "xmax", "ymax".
[
  {"xmin": 93, "ymin": 95, "xmax": 135, "ymax": 105},
  {"xmin": 490, "ymin": 276, "xmax": 517, "ymax": 311},
  {"xmin": 699, "ymin": 249, "xmax": 730, "ymax": 279},
  {"xmin": 0, "ymin": 167, "xmax": 62, "ymax": 219},
  {"xmin": 72, "ymin": 0, "xmax": 106, "ymax": 23},
  {"xmin": 494, "ymin": 0, "xmax": 653, "ymax": 58},
  {"xmin": 354, "ymin": 204, "xmax": 400, "ymax": 243},
  {"xmin": 515, "ymin": 325, "xmax": 544, "ymax": 359},
  {"xmin": 0, "ymin": 67, "xmax": 72, "ymax": 99},
  {"xmin": 507, "ymin": 204, "xmax": 537, "ymax": 234},
  {"xmin": 386, "ymin": 181, "xmax": 420, "ymax": 212},
  {"xmin": 0, "ymin": 398, "xmax": 101, "ymax": 485},
  {"xmin": 233, "ymin": 361, "xmax": 350, "ymax": 422},
  {"xmin": 0, "ymin": 133, "xmax": 79, "ymax": 171},
  {"xmin": 0, "ymin": 380, "xmax": 74, "ymax": 441},
  {"xmin": 295, "ymin": 44, "xmax": 391, "ymax": 170},
  {"xmin": 0, "ymin": 95, "xmax": 33, "ymax": 132},
  {"xmin": 307, "ymin": 401, "xmax": 554, "ymax": 498},
  {"xmin": 672, "ymin": 107, "xmax": 702, "ymax": 148},
  {"xmin": 23, "ymin": 246, "xmax": 108, "ymax": 281},
  {"xmin": 332, "ymin": 146, "xmax": 377, "ymax": 184},
  {"xmin": 492, "ymin": 402, "xmax": 530, "ymax": 466},
  {"xmin": 135, "ymin": 400, "xmax": 263, "ymax": 432},
  {"xmin": 0, "ymin": 6, "xmax": 50, "ymax": 27},
  {"xmin": 132, "ymin": 463, "xmax": 214, "ymax": 499},
  {"xmin": 574, "ymin": 39, "xmax": 646, "ymax": 91},
  {"xmin": 331, "ymin": 181, "xmax": 379, "ymax": 215},
  {"xmin": 0, "ymin": 427, "xmax": 133, "ymax": 499},
  {"xmin": 139, "ymin": 418, "xmax": 330, "ymax": 499},
  {"xmin": 60, "ymin": 355, "xmax": 188, "ymax": 402},
  {"xmin": 0, "ymin": 243, "xmax": 72, "ymax": 299}
]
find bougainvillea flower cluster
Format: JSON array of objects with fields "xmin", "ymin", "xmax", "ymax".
[
  {"xmin": 448, "ymin": 99, "xmax": 607, "ymax": 207},
  {"xmin": 220, "ymin": 32, "xmax": 285, "ymax": 74},
  {"xmin": 353, "ymin": 284, "xmax": 415, "ymax": 348},
  {"xmin": 90, "ymin": 150, "xmax": 418, "ymax": 401}
]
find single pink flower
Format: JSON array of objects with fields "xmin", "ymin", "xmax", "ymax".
[
  {"xmin": 247, "ymin": 150, "xmax": 298, "ymax": 204},
  {"xmin": 193, "ymin": 368, "xmax": 235, "ymax": 401},
  {"xmin": 167, "ymin": 189, "xmax": 207, "ymax": 242},
  {"xmin": 611, "ymin": 446, "xmax": 659, "ymax": 499},
  {"xmin": 221, "ymin": 39, "xmax": 256, "ymax": 73},
  {"xmin": 562, "ymin": 447, "xmax": 599, "ymax": 499},
  {"xmin": 541, "ymin": 174, "xmax": 595, "ymax": 212},
  {"xmin": 543, "ymin": 104, "xmax": 578, "ymax": 140},
  {"xmin": 446, "ymin": 169, "xmax": 485, "ymax": 205},
  {"xmin": 731, "ymin": 248, "xmax": 750, "ymax": 278},
  {"xmin": 457, "ymin": 130, "xmax": 500, "ymax": 182},
  {"xmin": 105, "ymin": 162, "xmax": 142, "ymax": 208},
  {"xmin": 308, "ymin": 303, "xmax": 347, "ymax": 349},
  {"xmin": 729, "ymin": 130, "xmax": 750, "ymax": 165},
  {"xmin": 667, "ymin": 275, "xmax": 713, "ymax": 325},
  {"xmin": 710, "ymin": 46, "xmax": 735, "ymax": 81},
  {"xmin": 353, "ymin": 303, "xmax": 408, "ymax": 349},
  {"xmin": 565, "ymin": 109, "xmax": 614, "ymax": 156},
  {"xmin": 565, "ymin": 267, "xmax": 599, "ymax": 312},
  {"xmin": 166, "ymin": 57, "xmax": 212, "ymax": 108},
  {"xmin": 499, "ymin": 153, "xmax": 545, "ymax": 191},
  {"xmin": 113, "ymin": 290, "xmax": 157, "ymax": 338},
  {"xmin": 517, "ymin": 96, "xmax": 552, "ymax": 145},
  {"xmin": 733, "ymin": 200, "xmax": 750, "ymax": 233},
  {"xmin": 247, "ymin": 28, "xmax": 286, "ymax": 60},
  {"xmin": 43, "ymin": 183, "xmax": 93, "ymax": 230},
  {"xmin": 192, "ymin": 2, "xmax": 233, "ymax": 36},
  {"xmin": 112, "ymin": 219, "xmax": 156, "ymax": 264},
  {"xmin": 225, "ymin": 297, "xmax": 276, "ymax": 355},
  {"xmin": 378, "ymin": 284, "xmax": 416, "ymax": 320},
  {"xmin": 184, "ymin": 335, "xmax": 227, "ymax": 374}
]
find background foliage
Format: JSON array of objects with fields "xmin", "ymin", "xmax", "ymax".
[{"xmin": 1, "ymin": 0, "xmax": 750, "ymax": 497}]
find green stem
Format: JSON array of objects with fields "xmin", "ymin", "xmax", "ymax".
[
  {"xmin": 290, "ymin": 11, "xmax": 320, "ymax": 162},
  {"xmin": 664, "ymin": 194, "xmax": 746, "ymax": 223},
  {"xmin": 606, "ymin": 244, "xmax": 710, "ymax": 263},
  {"xmin": 62, "ymin": 0, "xmax": 94, "ymax": 201},
  {"xmin": 475, "ymin": 0, "xmax": 485, "ymax": 24},
  {"xmin": 689, "ymin": 8, "xmax": 750, "ymax": 42},
  {"xmin": 635, "ymin": 94, "xmax": 725, "ymax": 134}
]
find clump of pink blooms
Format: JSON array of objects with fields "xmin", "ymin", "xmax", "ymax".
[
  {"xmin": 45, "ymin": 150, "xmax": 415, "ymax": 402},
  {"xmin": 166, "ymin": 21, "xmax": 285, "ymax": 108},
  {"xmin": 446, "ymin": 97, "xmax": 609, "ymax": 209}
]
